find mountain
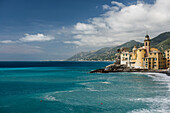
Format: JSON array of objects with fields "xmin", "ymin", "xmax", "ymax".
[
  {"xmin": 67, "ymin": 40, "xmax": 142, "ymax": 61},
  {"xmin": 151, "ymin": 32, "xmax": 170, "ymax": 47},
  {"xmin": 67, "ymin": 31, "xmax": 170, "ymax": 61},
  {"xmin": 155, "ymin": 37, "xmax": 170, "ymax": 51}
]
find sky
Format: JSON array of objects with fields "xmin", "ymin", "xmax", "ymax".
[{"xmin": 0, "ymin": 0, "xmax": 170, "ymax": 61}]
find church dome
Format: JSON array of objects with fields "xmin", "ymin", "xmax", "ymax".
[
  {"xmin": 145, "ymin": 35, "xmax": 149, "ymax": 38},
  {"xmin": 145, "ymin": 34, "xmax": 150, "ymax": 41}
]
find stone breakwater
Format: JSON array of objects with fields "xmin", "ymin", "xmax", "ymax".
[{"xmin": 90, "ymin": 64, "xmax": 170, "ymax": 76}]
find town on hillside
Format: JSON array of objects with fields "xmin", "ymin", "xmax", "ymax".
[
  {"xmin": 91, "ymin": 34, "xmax": 170, "ymax": 74},
  {"xmin": 116, "ymin": 34, "xmax": 170, "ymax": 70}
]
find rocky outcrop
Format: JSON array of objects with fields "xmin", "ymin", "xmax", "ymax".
[{"xmin": 90, "ymin": 63, "xmax": 170, "ymax": 76}]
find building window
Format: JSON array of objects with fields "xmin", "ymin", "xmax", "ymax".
[
  {"xmin": 154, "ymin": 53, "xmax": 156, "ymax": 55},
  {"xmin": 150, "ymin": 53, "xmax": 152, "ymax": 55},
  {"xmin": 154, "ymin": 58, "xmax": 157, "ymax": 60}
]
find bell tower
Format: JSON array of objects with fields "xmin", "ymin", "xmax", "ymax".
[{"xmin": 144, "ymin": 34, "xmax": 150, "ymax": 56}]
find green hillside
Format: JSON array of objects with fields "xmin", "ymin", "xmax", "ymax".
[
  {"xmin": 67, "ymin": 31, "xmax": 170, "ymax": 61},
  {"xmin": 151, "ymin": 32, "xmax": 170, "ymax": 46},
  {"xmin": 155, "ymin": 38, "xmax": 170, "ymax": 51},
  {"xmin": 67, "ymin": 40, "xmax": 142, "ymax": 61}
]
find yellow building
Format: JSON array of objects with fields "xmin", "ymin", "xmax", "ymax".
[
  {"xmin": 130, "ymin": 45, "xmax": 137, "ymax": 67},
  {"xmin": 143, "ymin": 51, "xmax": 166, "ymax": 69},
  {"xmin": 135, "ymin": 47, "xmax": 146, "ymax": 68},
  {"xmin": 121, "ymin": 34, "xmax": 168, "ymax": 70},
  {"xmin": 165, "ymin": 49, "xmax": 170, "ymax": 68}
]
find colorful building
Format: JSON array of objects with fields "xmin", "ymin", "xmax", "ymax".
[
  {"xmin": 120, "ymin": 48, "xmax": 130, "ymax": 66},
  {"xmin": 120, "ymin": 35, "xmax": 168, "ymax": 69},
  {"xmin": 164, "ymin": 49, "xmax": 170, "ymax": 68}
]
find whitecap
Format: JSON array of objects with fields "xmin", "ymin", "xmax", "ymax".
[
  {"xmin": 130, "ymin": 96, "xmax": 170, "ymax": 113},
  {"xmin": 86, "ymin": 88, "xmax": 99, "ymax": 91},
  {"xmin": 44, "ymin": 95, "xmax": 58, "ymax": 101},
  {"xmin": 55, "ymin": 90, "xmax": 75, "ymax": 93},
  {"xmin": 129, "ymin": 73, "xmax": 170, "ymax": 113},
  {"xmin": 99, "ymin": 82, "xmax": 111, "ymax": 84}
]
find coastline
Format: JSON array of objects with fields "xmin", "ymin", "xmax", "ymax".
[{"xmin": 90, "ymin": 68, "xmax": 170, "ymax": 76}]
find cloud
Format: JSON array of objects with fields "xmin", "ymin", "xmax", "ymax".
[
  {"xmin": 102, "ymin": 4, "xmax": 111, "ymax": 10},
  {"xmin": 0, "ymin": 40, "xmax": 15, "ymax": 44},
  {"xmin": 19, "ymin": 33, "xmax": 54, "ymax": 42},
  {"xmin": 111, "ymin": 1, "xmax": 125, "ymax": 8},
  {"xmin": 65, "ymin": 0, "xmax": 170, "ymax": 47},
  {"xmin": 0, "ymin": 33, "xmax": 55, "ymax": 44}
]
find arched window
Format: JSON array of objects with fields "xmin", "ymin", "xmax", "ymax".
[{"xmin": 145, "ymin": 42, "xmax": 147, "ymax": 46}]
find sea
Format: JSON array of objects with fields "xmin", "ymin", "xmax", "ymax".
[{"xmin": 0, "ymin": 61, "xmax": 170, "ymax": 113}]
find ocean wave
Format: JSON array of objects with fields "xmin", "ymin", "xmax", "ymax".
[
  {"xmin": 86, "ymin": 87, "xmax": 107, "ymax": 92},
  {"xmin": 86, "ymin": 88, "xmax": 99, "ymax": 91},
  {"xmin": 130, "ymin": 96, "xmax": 170, "ymax": 113},
  {"xmin": 146, "ymin": 73, "xmax": 170, "ymax": 91},
  {"xmin": 43, "ymin": 90, "xmax": 76, "ymax": 101},
  {"xmin": 134, "ymin": 72, "xmax": 170, "ymax": 91},
  {"xmin": 130, "ymin": 109, "xmax": 169, "ymax": 113},
  {"xmin": 99, "ymin": 82, "xmax": 111, "ymax": 84},
  {"xmin": 129, "ymin": 73, "xmax": 170, "ymax": 113},
  {"xmin": 54, "ymin": 90, "xmax": 75, "ymax": 93},
  {"xmin": 79, "ymin": 81, "xmax": 111, "ymax": 85},
  {"xmin": 44, "ymin": 95, "xmax": 58, "ymax": 101}
]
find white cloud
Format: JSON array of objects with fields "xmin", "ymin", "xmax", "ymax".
[
  {"xmin": 111, "ymin": 1, "xmax": 125, "ymax": 8},
  {"xmin": 102, "ymin": 4, "xmax": 111, "ymax": 10},
  {"xmin": 65, "ymin": 0, "xmax": 170, "ymax": 47},
  {"xmin": 0, "ymin": 40, "xmax": 15, "ymax": 44},
  {"xmin": 19, "ymin": 33, "xmax": 54, "ymax": 42},
  {"xmin": 74, "ymin": 22, "xmax": 95, "ymax": 31}
]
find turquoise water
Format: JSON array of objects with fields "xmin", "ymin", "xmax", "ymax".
[{"xmin": 0, "ymin": 61, "xmax": 170, "ymax": 113}]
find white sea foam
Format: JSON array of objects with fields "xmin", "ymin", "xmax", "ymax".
[
  {"xmin": 44, "ymin": 95, "xmax": 58, "ymax": 101},
  {"xmin": 146, "ymin": 73, "xmax": 170, "ymax": 91},
  {"xmin": 130, "ymin": 96, "xmax": 170, "ymax": 113},
  {"xmin": 130, "ymin": 72, "xmax": 170, "ymax": 113},
  {"xmin": 55, "ymin": 90, "xmax": 75, "ymax": 93},
  {"xmin": 86, "ymin": 88, "xmax": 99, "ymax": 91},
  {"xmin": 86, "ymin": 87, "xmax": 108, "ymax": 92},
  {"xmin": 99, "ymin": 82, "xmax": 111, "ymax": 84},
  {"xmin": 78, "ymin": 82, "xmax": 91, "ymax": 85}
]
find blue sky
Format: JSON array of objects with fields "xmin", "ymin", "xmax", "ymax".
[{"xmin": 1, "ymin": 0, "xmax": 170, "ymax": 61}]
